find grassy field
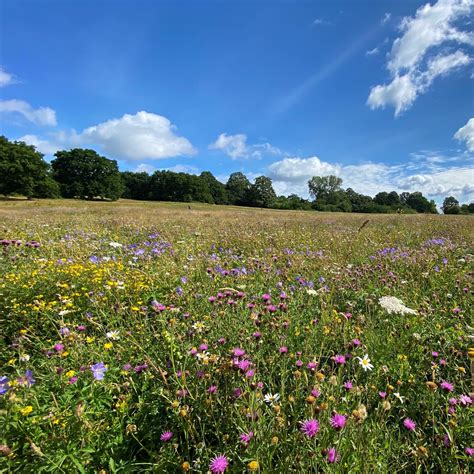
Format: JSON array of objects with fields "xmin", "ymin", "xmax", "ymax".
[{"xmin": 0, "ymin": 199, "xmax": 473, "ymax": 472}]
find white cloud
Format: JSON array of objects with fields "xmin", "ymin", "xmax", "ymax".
[
  {"xmin": 16, "ymin": 134, "xmax": 61, "ymax": 155},
  {"xmin": 0, "ymin": 99, "xmax": 57, "ymax": 126},
  {"xmin": 368, "ymin": 0, "xmax": 474, "ymax": 115},
  {"xmin": 313, "ymin": 18, "xmax": 332, "ymax": 26},
  {"xmin": 366, "ymin": 47, "xmax": 380, "ymax": 56},
  {"xmin": 134, "ymin": 163, "xmax": 156, "ymax": 174},
  {"xmin": 454, "ymin": 117, "xmax": 474, "ymax": 151},
  {"xmin": 209, "ymin": 133, "xmax": 281, "ymax": 160},
  {"xmin": 80, "ymin": 111, "xmax": 196, "ymax": 160},
  {"xmin": 166, "ymin": 164, "xmax": 199, "ymax": 174},
  {"xmin": 381, "ymin": 13, "xmax": 392, "ymax": 25},
  {"xmin": 267, "ymin": 153, "xmax": 474, "ymax": 204},
  {"xmin": 0, "ymin": 67, "xmax": 16, "ymax": 87}
]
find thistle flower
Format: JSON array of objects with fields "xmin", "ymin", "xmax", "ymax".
[
  {"xmin": 209, "ymin": 454, "xmax": 229, "ymax": 473},
  {"xmin": 300, "ymin": 418, "xmax": 320, "ymax": 438},
  {"xmin": 327, "ymin": 447, "xmax": 340, "ymax": 464},
  {"xmin": 403, "ymin": 418, "xmax": 416, "ymax": 431},
  {"xmin": 440, "ymin": 381, "xmax": 454, "ymax": 392}
]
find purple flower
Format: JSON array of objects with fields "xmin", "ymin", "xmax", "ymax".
[
  {"xmin": 327, "ymin": 447, "xmax": 340, "ymax": 464},
  {"xmin": 465, "ymin": 447, "xmax": 473, "ymax": 457},
  {"xmin": 352, "ymin": 338, "xmax": 361, "ymax": 347},
  {"xmin": 311, "ymin": 388, "xmax": 321, "ymax": 398},
  {"xmin": 279, "ymin": 346, "xmax": 288, "ymax": 354},
  {"xmin": 343, "ymin": 381, "xmax": 353, "ymax": 390},
  {"xmin": 68, "ymin": 376, "xmax": 78, "ymax": 384},
  {"xmin": 91, "ymin": 362, "xmax": 107, "ymax": 380},
  {"xmin": 245, "ymin": 369, "xmax": 255, "ymax": 378},
  {"xmin": 160, "ymin": 431, "xmax": 173, "ymax": 442},
  {"xmin": 207, "ymin": 385, "xmax": 218, "ymax": 394},
  {"xmin": 54, "ymin": 343, "xmax": 64, "ymax": 352},
  {"xmin": 209, "ymin": 454, "xmax": 229, "ymax": 473},
  {"xmin": 300, "ymin": 418, "xmax": 320, "ymax": 438},
  {"xmin": 0, "ymin": 376, "xmax": 10, "ymax": 395},
  {"xmin": 232, "ymin": 348, "xmax": 245, "ymax": 357},
  {"xmin": 59, "ymin": 327, "xmax": 70, "ymax": 336},
  {"xmin": 24, "ymin": 370, "xmax": 35, "ymax": 387},
  {"xmin": 330, "ymin": 413, "xmax": 347, "ymax": 431},
  {"xmin": 403, "ymin": 418, "xmax": 416, "ymax": 431},
  {"xmin": 333, "ymin": 354, "xmax": 346, "ymax": 365},
  {"xmin": 459, "ymin": 394, "xmax": 472, "ymax": 406},
  {"xmin": 379, "ymin": 391, "xmax": 387, "ymax": 398},
  {"xmin": 440, "ymin": 381, "xmax": 454, "ymax": 392},
  {"xmin": 240, "ymin": 431, "xmax": 254, "ymax": 446}
]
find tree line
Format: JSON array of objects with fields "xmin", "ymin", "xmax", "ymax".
[{"xmin": 1, "ymin": 136, "xmax": 473, "ymax": 214}]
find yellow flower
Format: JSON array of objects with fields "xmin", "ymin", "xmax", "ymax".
[
  {"xmin": 182, "ymin": 461, "xmax": 191, "ymax": 471},
  {"xmin": 248, "ymin": 460, "xmax": 259, "ymax": 471},
  {"xmin": 20, "ymin": 406, "xmax": 33, "ymax": 416},
  {"xmin": 104, "ymin": 342, "xmax": 113, "ymax": 350},
  {"xmin": 65, "ymin": 370, "xmax": 75, "ymax": 378}
]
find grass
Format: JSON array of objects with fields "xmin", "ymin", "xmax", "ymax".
[{"xmin": 0, "ymin": 199, "xmax": 473, "ymax": 472}]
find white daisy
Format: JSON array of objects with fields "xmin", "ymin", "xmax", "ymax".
[
  {"xmin": 264, "ymin": 393, "xmax": 280, "ymax": 405},
  {"xmin": 356, "ymin": 354, "xmax": 374, "ymax": 371}
]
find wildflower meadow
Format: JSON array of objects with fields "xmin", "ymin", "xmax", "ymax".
[{"xmin": 0, "ymin": 199, "xmax": 473, "ymax": 472}]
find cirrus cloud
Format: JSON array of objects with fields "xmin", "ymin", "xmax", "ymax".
[{"xmin": 454, "ymin": 117, "xmax": 474, "ymax": 151}]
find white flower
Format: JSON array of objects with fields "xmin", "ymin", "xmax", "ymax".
[
  {"xmin": 356, "ymin": 354, "xmax": 374, "ymax": 371},
  {"xmin": 306, "ymin": 289, "xmax": 318, "ymax": 296},
  {"xmin": 19, "ymin": 354, "xmax": 30, "ymax": 362},
  {"xmin": 109, "ymin": 242, "xmax": 123, "ymax": 248},
  {"xmin": 378, "ymin": 296, "xmax": 416, "ymax": 315},
  {"xmin": 106, "ymin": 330, "xmax": 120, "ymax": 340},
  {"xmin": 264, "ymin": 393, "xmax": 280, "ymax": 405},
  {"xmin": 393, "ymin": 392, "xmax": 405, "ymax": 403}
]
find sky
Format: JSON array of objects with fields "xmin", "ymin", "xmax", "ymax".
[{"xmin": 0, "ymin": 0, "xmax": 473, "ymax": 205}]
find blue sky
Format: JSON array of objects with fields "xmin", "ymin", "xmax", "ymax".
[{"xmin": 1, "ymin": 0, "xmax": 473, "ymax": 204}]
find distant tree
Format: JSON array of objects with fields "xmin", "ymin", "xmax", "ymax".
[
  {"xmin": 149, "ymin": 171, "xmax": 213, "ymax": 203},
  {"xmin": 246, "ymin": 176, "xmax": 277, "ymax": 208},
  {"xmin": 308, "ymin": 175, "xmax": 343, "ymax": 201},
  {"xmin": 442, "ymin": 196, "xmax": 460, "ymax": 214},
  {"xmin": 200, "ymin": 171, "xmax": 229, "ymax": 204},
  {"xmin": 120, "ymin": 172, "xmax": 152, "ymax": 200},
  {"xmin": 405, "ymin": 192, "xmax": 437, "ymax": 213},
  {"xmin": 52, "ymin": 149, "xmax": 123, "ymax": 200},
  {"xmin": 375, "ymin": 191, "xmax": 400, "ymax": 207},
  {"xmin": 225, "ymin": 172, "xmax": 251, "ymax": 205},
  {"xmin": 468, "ymin": 203, "xmax": 474, "ymax": 213},
  {"xmin": 0, "ymin": 136, "xmax": 59, "ymax": 198},
  {"xmin": 345, "ymin": 188, "xmax": 375, "ymax": 213}
]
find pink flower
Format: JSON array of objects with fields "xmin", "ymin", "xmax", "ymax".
[
  {"xmin": 245, "ymin": 370, "xmax": 255, "ymax": 378},
  {"xmin": 232, "ymin": 348, "xmax": 245, "ymax": 357},
  {"xmin": 207, "ymin": 385, "xmax": 218, "ymax": 394},
  {"xmin": 440, "ymin": 381, "xmax": 454, "ymax": 392},
  {"xmin": 465, "ymin": 447, "xmax": 473, "ymax": 457},
  {"xmin": 327, "ymin": 447, "xmax": 340, "ymax": 464},
  {"xmin": 239, "ymin": 431, "xmax": 254, "ymax": 446},
  {"xmin": 333, "ymin": 355, "xmax": 346, "ymax": 365},
  {"xmin": 300, "ymin": 419, "xmax": 320, "ymax": 438},
  {"xmin": 311, "ymin": 388, "xmax": 321, "ymax": 398},
  {"xmin": 209, "ymin": 454, "xmax": 229, "ymax": 473},
  {"xmin": 379, "ymin": 391, "xmax": 387, "ymax": 398},
  {"xmin": 54, "ymin": 343, "xmax": 64, "ymax": 352},
  {"xmin": 343, "ymin": 381, "xmax": 353, "ymax": 390},
  {"xmin": 279, "ymin": 346, "xmax": 288, "ymax": 354},
  {"xmin": 459, "ymin": 394, "xmax": 472, "ymax": 406},
  {"xmin": 330, "ymin": 413, "xmax": 347, "ymax": 431},
  {"xmin": 403, "ymin": 418, "xmax": 416, "ymax": 431},
  {"xmin": 160, "ymin": 431, "xmax": 173, "ymax": 442}
]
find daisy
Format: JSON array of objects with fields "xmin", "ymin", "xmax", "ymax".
[
  {"xmin": 264, "ymin": 393, "xmax": 280, "ymax": 405},
  {"xmin": 356, "ymin": 354, "xmax": 374, "ymax": 371}
]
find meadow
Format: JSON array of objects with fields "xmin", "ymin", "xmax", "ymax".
[{"xmin": 0, "ymin": 199, "xmax": 473, "ymax": 473}]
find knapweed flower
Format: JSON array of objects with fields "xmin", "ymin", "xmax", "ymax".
[
  {"xmin": 327, "ymin": 447, "xmax": 340, "ymax": 464},
  {"xmin": 300, "ymin": 418, "xmax": 320, "ymax": 438},
  {"xmin": 207, "ymin": 385, "xmax": 218, "ymax": 394},
  {"xmin": 356, "ymin": 354, "xmax": 374, "ymax": 371},
  {"xmin": 264, "ymin": 393, "xmax": 280, "ymax": 405},
  {"xmin": 240, "ymin": 431, "xmax": 254, "ymax": 445},
  {"xmin": 403, "ymin": 418, "xmax": 416, "ymax": 431},
  {"xmin": 465, "ymin": 447, "xmax": 473, "ymax": 457},
  {"xmin": 330, "ymin": 413, "xmax": 347, "ymax": 431},
  {"xmin": 343, "ymin": 381, "xmax": 353, "ymax": 390},
  {"xmin": 91, "ymin": 362, "xmax": 107, "ymax": 380},
  {"xmin": 440, "ymin": 381, "xmax": 454, "ymax": 392},
  {"xmin": 279, "ymin": 346, "xmax": 288, "ymax": 354},
  {"xmin": 232, "ymin": 348, "xmax": 245, "ymax": 357},
  {"xmin": 459, "ymin": 394, "xmax": 472, "ymax": 406},
  {"xmin": 160, "ymin": 431, "xmax": 173, "ymax": 442},
  {"xmin": 209, "ymin": 454, "xmax": 229, "ymax": 473},
  {"xmin": 333, "ymin": 355, "xmax": 346, "ymax": 365}
]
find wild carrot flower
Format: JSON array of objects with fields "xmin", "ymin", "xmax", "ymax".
[
  {"xmin": 330, "ymin": 413, "xmax": 347, "ymax": 430},
  {"xmin": 209, "ymin": 454, "xmax": 229, "ymax": 473},
  {"xmin": 160, "ymin": 431, "xmax": 173, "ymax": 442},
  {"xmin": 300, "ymin": 419, "xmax": 320, "ymax": 438},
  {"xmin": 403, "ymin": 418, "xmax": 416, "ymax": 431}
]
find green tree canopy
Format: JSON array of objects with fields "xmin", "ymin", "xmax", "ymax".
[
  {"xmin": 52, "ymin": 149, "xmax": 123, "ymax": 200},
  {"xmin": 246, "ymin": 176, "xmax": 277, "ymax": 208},
  {"xmin": 0, "ymin": 136, "xmax": 59, "ymax": 198},
  {"xmin": 225, "ymin": 172, "xmax": 251, "ymax": 205},
  {"xmin": 120, "ymin": 171, "xmax": 152, "ymax": 200},
  {"xmin": 308, "ymin": 175, "xmax": 343, "ymax": 201},
  {"xmin": 441, "ymin": 196, "xmax": 460, "ymax": 214},
  {"xmin": 200, "ymin": 171, "xmax": 229, "ymax": 204}
]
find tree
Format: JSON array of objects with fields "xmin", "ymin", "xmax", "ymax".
[
  {"xmin": 442, "ymin": 196, "xmax": 460, "ymax": 214},
  {"xmin": 121, "ymin": 172, "xmax": 152, "ymax": 200},
  {"xmin": 200, "ymin": 171, "xmax": 229, "ymax": 204},
  {"xmin": 246, "ymin": 176, "xmax": 277, "ymax": 208},
  {"xmin": 0, "ymin": 136, "xmax": 59, "ymax": 198},
  {"xmin": 52, "ymin": 149, "xmax": 123, "ymax": 200},
  {"xmin": 225, "ymin": 172, "xmax": 251, "ymax": 205},
  {"xmin": 308, "ymin": 175, "xmax": 343, "ymax": 201},
  {"xmin": 405, "ymin": 192, "xmax": 437, "ymax": 213},
  {"xmin": 149, "ymin": 171, "xmax": 213, "ymax": 203}
]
